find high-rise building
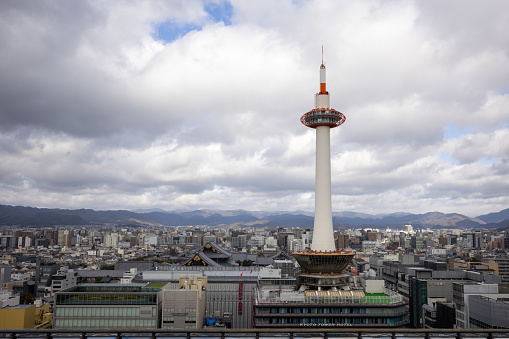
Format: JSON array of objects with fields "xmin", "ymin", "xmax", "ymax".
[
  {"xmin": 192, "ymin": 230, "xmax": 204, "ymax": 246},
  {"xmin": 336, "ymin": 233, "xmax": 350, "ymax": 249},
  {"xmin": 0, "ymin": 265, "xmax": 11, "ymax": 287},
  {"xmin": 0, "ymin": 235, "xmax": 16, "ymax": 248},
  {"xmin": 57, "ymin": 230, "xmax": 72, "ymax": 247}
]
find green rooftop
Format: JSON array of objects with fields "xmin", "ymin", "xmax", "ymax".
[{"xmin": 146, "ymin": 282, "xmax": 168, "ymax": 288}]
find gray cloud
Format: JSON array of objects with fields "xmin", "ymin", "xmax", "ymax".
[{"xmin": 0, "ymin": 0, "xmax": 508, "ymax": 217}]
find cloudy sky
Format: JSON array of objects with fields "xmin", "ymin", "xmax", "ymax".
[{"xmin": 1, "ymin": 0, "xmax": 508, "ymax": 217}]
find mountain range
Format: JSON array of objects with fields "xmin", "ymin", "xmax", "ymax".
[{"xmin": 1, "ymin": 204, "xmax": 509, "ymax": 230}]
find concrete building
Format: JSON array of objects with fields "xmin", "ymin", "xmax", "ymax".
[
  {"xmin": 144, "ymin": 233, "xmax": 159, "ymax": 247},
  {"xmin": 369, "ymin": 254, "xmax": 398, "ymax": 279},
  {"xmin": 49, "ymin": 267, "xmax": 77, "ymax": 297},
  {"xmin": 250, "ymin": 236, "xmax": 264, "ymax": 248},
  {"xmin": 462, "ymin": 232, "xmax": 485, "ymax": 249},
  {"xmin": 336, "ymin": 234, "xmax": 349, "ymax": 249},
  {"xmin": 192, "ymin": 230, "xmax": 204, "ymax": 246},
  {"xmin": 57, "ymin": 230, "xmax": 72, "ymax": 247},
  {"xmin": 35, "ymin": 263, "xmax": 60, "ymax": 298},
  {"xmin": 422, "ymin": 304, "xmax": 437, "ymax": 329},
  {"xmin": 0, "ymin": 290, "xmax": 19, "ymax": 308},
  {"xmin": 0, "ymin": 304, "xmax": 36, "ymax": 329},
  {"xmin": 382, "ymin": 255, "xmax": 421, "ymax": 291},
  {"xmin": 104, "ymin": 233, "xmax": 119, "ymax": 248},
  {"xmin": 142, "ymin": 267, "xmax": 257, "ymax": 329},
  {"xmin": 468, "ymin": 295, "xmax": 509, "ymax": 329},
  {"xmin": 422, "ymin": 301, "xmax": 456, "ymax": 329},
  {"xmin": 452, "ymin": 282, "xmax": 509, "ymax": 329},
  {"xmin": 120, "ymin": 268, "xmax": 138, "ymax": 284},
  {"xmin": 161, "ymin": 277, "xmax": 207, "ymax": 330},
  {"xmin": 0, "ymin": 236, "xmax": 16, "ymax": 248},
  {"xmin": 489, "ymin": 257, "xmax": 509, "ymax": 283},
  {"xmin": 0, "ymin": 265, "xmax": 11, "ymax": 287},
  {"xmin": 203, "ymin": 235, "xmax": 217, "ymax": 244},
  {"xmin": 397, "ymin": 267, "xmax": 431, "ymax": 328}
]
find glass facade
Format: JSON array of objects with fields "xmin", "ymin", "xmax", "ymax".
[
  {"xmin": 300, "ymin": 109, "xmax": 346, "ymax": 128},
  {"xmin": 253, "ymin": 303, "xmax": 408, "ymax": 327},
  {"xmin": 56, "ymin": 292, "xmax": 157, "ymax": 305},
  {"xmin": 54, "ymin": 284, "xmax": 161, "ymax": 329},
  {"xmin": 54, "ymin": 304, "xmax": 158, "ymax": 329}
]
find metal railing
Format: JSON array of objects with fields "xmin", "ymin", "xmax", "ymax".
[{"xmin": 1, "ymin": 328, "xmax": 509, "ymax": 339}]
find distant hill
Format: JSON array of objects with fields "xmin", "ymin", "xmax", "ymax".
[
  {"xmin": 0, "ymin": 204, "xmax": 505, "ymax": 229},
  {"xmin": 495, "ymin": 219, "xmax": 509, "ymax": 231},
  {"xmin": 477, "ymin": 208, "xmax": 509, "ymax": 223}
]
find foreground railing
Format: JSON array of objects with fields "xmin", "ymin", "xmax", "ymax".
[{"xmin": 1, "ymin": 328, "xmax": 509, "ymax": 339}]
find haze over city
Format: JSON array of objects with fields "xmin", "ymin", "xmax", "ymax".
[{"xmin": 1, "ymin": 0, "xmax": 508, "ymax": 217}]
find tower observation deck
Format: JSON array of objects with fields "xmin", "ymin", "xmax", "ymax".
[{"xmin": 293, "ymin": 52, "xmax": 353, "ymax": 279}]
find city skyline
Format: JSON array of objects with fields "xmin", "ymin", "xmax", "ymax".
[{"xmin": 1, "ymin": 1, "xmax": 508, "ymax": 217}]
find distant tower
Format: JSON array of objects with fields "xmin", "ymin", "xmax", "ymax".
[
  {"xmin": 293, "ymin": 50, "xmax": 353, "ymax": 289},
  {"xmin": 300, "ymin": 48, "xmax": 346, "ymax": 252}
]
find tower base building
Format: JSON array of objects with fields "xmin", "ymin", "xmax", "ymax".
[{"xmin": 253, "ymin": 276, "xmax": 408, "ymax": 328}]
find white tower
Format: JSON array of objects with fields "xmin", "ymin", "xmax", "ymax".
[
  {"xmin": 300, "ymin": 51, "xmax": 346, "ymax": 252},
  {"xmin": 293, "ymin": 55, "xmax": 352, "ymax": 278}
]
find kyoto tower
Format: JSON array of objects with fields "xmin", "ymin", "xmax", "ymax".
[{"xmin": 293, "ymin": 50, "xmax": 353, "ymax": 283}]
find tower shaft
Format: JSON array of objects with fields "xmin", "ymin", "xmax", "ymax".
[{"xmin": 311, "ymin": 125, "xmax": 335, "ymax": 252}]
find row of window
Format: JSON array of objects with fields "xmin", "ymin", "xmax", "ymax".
[
  {"xmin": 303, "ymin": 117, "xmax": 340, "ymax": 125},
  {"xmin": 55, "ymin": 318, "xmax": 157, "ymax": 328},
  {"xmin": 470, "ymin": 317, "xmax": 508, "ymax": 329},
  {"xmin": 163, "ymin": 316, "xmax": 196, "ymax": 321},
  {"xmin": 163, "ymin": 325, "xmax": 196, "ymax": 329},
  {"xmin": 258, "ymin": 307, "xmax": 405, "ymax": 315},
  {"xmin": 306, "ymin": 110, "xmax": 341, "ymax": 117},
  {"xmin": 162, "ymin": 307, "xmax": 196, "ymax": 312},
  {"xmin": 56, "ymin": 293, "xmax": 158, "ymax": 305},
  {"xmin": 55, "ymin": 306, "xmax": 157, "ymax": 318},
  {"xmin": 255, "ymin": 315, "xmax": 407, "ymax": 325}
]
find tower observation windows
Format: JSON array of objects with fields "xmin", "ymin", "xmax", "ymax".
[{"xmin": 300, "ymin": 109, "xmax": 346, "ymax": 128}]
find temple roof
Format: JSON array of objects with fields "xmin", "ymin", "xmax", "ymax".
[
  {"xmin": 200, "ymin": 242, "xmax": 232, "ymax": 258},
  {"xmin": 182, "ymin": 242, "xmax": 235, "ymax": 267},
  {"xmin": 182, "ymin": 251, "xmax": 222, "ymax": 267}
]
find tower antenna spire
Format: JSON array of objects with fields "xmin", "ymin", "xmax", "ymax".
[{"xmin": 321, "ymin": 45, "xmax": 324, "ymax": 66}]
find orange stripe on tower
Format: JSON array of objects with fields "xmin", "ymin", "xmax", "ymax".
[{"xmin": 320, "ymin": 83, "xmax": 326, "ymax": 94}]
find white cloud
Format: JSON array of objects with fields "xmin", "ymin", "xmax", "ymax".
[
  {"xmin": 446, "ymin": 128, "xmax": 509, "ymax": 164},
  {"xmin": 0, "ymin": 0, "xmax": 508, "ymax": 217}
]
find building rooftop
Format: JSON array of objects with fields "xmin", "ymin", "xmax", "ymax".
[
  {"xmin": 60, "ymin": 283, "xmax": 160, "ymax": 293},
  {"xmin": 255, "ymin": 288, "xmax": 405, "ymax": 305},
  {"xmin": 3, "ymin": 304, "xmax": 34, "ymax": 309}
]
